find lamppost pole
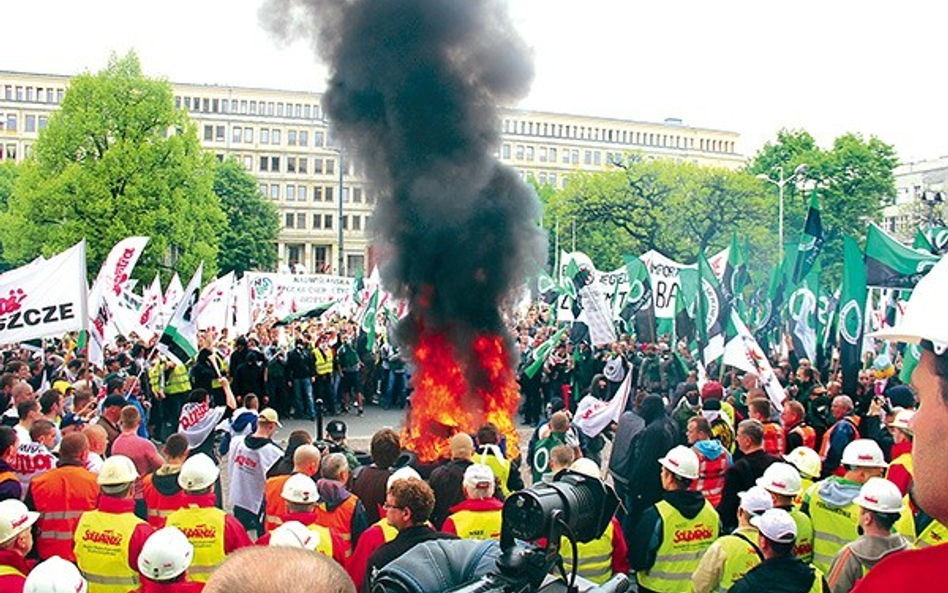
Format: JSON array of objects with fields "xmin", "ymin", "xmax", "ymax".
[
  {"xmin": 757, "ymin": 163, "xmax": 808, "ymax": 263},
  {"xmin": 337, "ymin": 149, "xmax": 345, "ymax": 277}
]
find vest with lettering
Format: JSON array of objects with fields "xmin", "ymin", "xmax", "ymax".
[
  {"xmin": 448, "ymin": 507, "xmax": 502, "ymax": 541},
  {"xmin": 306, "ymin": 523, "xmax": 337, "ymax": 558},
  {"xmin": 264, "ymin": 474, "xmax": 291, "ymax": 532},
  {"xmin": 762, "ymin": 421, "xmax": 787, "ymax": 456},
  {"xmin": 637, "ymin": 499, "xmax": 720, "ymax": 593},
  {"xmin": 789, "ymin": 424, "xmax": 818, "ymax": 450},
  {"xmin": 713, "ymin": 532, "xmax": 763, "ymax": 593},
  {"xmin": 165, "ymin": 505, "xmax": 226, "ymax": 583},
  {"xmin": 316, "ymin": 495, "xmax": 359, "ymax": 555},
  {"xmin": 561, "ymin": 520, "xmax": 615, "ymax": 584},
  {"xmin": 74, "ymin": 510, "xmax": 143, "ymax": 593},
  {"xmin": 691, "ymin": 446, "xmax": 729, "ymax": 508},
  {"xmin": 228, "ymin": 438, "xmax": 284, "ymax": 514},
  {"xmin": 893, "ymin": 497, "xmax": 948, "ymax": 548},
  {"xmin": 806, "ymin": 483, "xmax": 860, "ymax": 573},
  {"xmin": 789, "ymin": 506, "xmax": 815, "ymax": 563},
  {"xmin": 141, "ymin": 473, "xmax": 187, "ymax": 528},
  {"xmin": 476, "ymin": 445, "xmax": 511, "ymax": 497},
  {"xmin": 31, "ymin": 465, "xmax": 99, "ymax": 561},
  {"xmin": 794, "ymin": 476, "xmax": 816, "ymax": 508}
]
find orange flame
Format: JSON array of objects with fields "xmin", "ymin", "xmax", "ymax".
[{"xmin": 402, "ymin": 329, "xmax": 520, "ymax": 462}]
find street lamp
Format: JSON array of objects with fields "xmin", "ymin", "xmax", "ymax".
[
  {"xmin": 757, "ymin": 163, "xmax": 808, "ymax": 262},
  {"xmin": 337, "ymin": 148, "xmax": 345, "ymax": 277}
]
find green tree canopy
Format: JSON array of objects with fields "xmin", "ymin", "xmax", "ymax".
[
  {"xmin": 214, "ymin": 157, "xmax": 279, "ymax": 275},
  {"xmin": 0, "ymin": 51, "xmax": 225, "ymax": 282}
]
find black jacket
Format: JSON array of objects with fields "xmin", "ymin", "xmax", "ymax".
[
  {"xmin": 719, "ymin": 449, "xmax": 780, "ymax": 532},
  {"xmin": 624, "ymin": 395, "xmax": 679, "ymax": 521},
  {"xmin": 728, "ymin": 555, "xmax": 826, "ymax": 593}
]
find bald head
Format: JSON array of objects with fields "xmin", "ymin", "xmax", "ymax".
[
  {"xmin": 293, "ymin": 444, "xmax": 321, "ymax": 477},
  {"xmin": 59, "ymin": 433, "xmax": 89, "ymax": 463},
  {"xmin": 205, "ymin": 547, "xmax": 355, "ymax": 593},
  {"xmin": 11, "ymin": 381, "xmax": 33, "ymax": 404},
  {"xmin": 83, "ymin": 424, "xmax": 108, "ymax": 455}
]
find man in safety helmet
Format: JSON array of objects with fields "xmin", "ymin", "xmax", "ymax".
[
  {"xmin": 255, "ymin": 473, "xmax": 345, "ymax": 564},
  {"xmin": 757, "ymin": 462, "xmax": 815, "ymax": 562},
  {"xmin": 73, "ymin": 455, "xmax": 154, "ymax": 593},
  {"xmin": 23, "ymin": 556, "xmax": 87, "ymax": 593},
  {"xmin": 0, "ymin": 499, "xmax": 39, "ymax": 593},
  {"xmin": 853, "ymin": 247, "xmax": 948, "ymax": 591},
  {"xmin": 826, "ymin": 478, "xmax": 910, "ymax": 593},
  {"xmin": 884, "ymin": 409, "xmax": 914, "ymax": 496},
  {"xmin": 133, "ymin": 526, "xmax": 203, "ymax": 593},
  {"xmin": 800, "ymin": 439, "xmax": 888, "ymax": 574},
  {"xmin": 626, "ymin": 445, "xmax": 720, "ymax": 593},
  {"xmin": 165, "ymin": 454, "xmax": 252, "ymax": 583},
  {"xmin": 263, "ymin": 444, "xmax": 321, "ymax": 532},
  {"xmin": 692, "ymin": 485, "xmax": 772, "ymax": 593},
  {"xmin": 784, "ymin": 447, "xmax": 822, "ymax": 507}
]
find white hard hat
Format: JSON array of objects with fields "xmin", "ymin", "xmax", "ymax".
[
  {"xmin": 282, "ymin": 473, "xmax": 319, "ymax": 504},
  {"xmin": 178, "ymin": 453, "xmax": 220, "ymax": 491},
  {"xmin": 138, "ymin": 527, "xmax": 194, "ymax": 582},
  {"xmin": 24, "ymin": 556, "xmax": 87, "ymax": 593},
  {"xmin": 568, "ymin": 458, "xmax": 602, "ymax": 479},
  {"xmin": 871, "ymin": 254, "xmax": 948, "ymax": 353},
  {"xmin": 0, "ymin": 499, "xmax": 39, "ymax": 545},
  {"xmin": 757, "ymin": 462, "xmax": 803, "ymax": 497},
  {"xmin": 658, "ymin": 445, "xmax": 700, "ymax": 480},
  {"xmin": 887, "ymin": 409, "xmax": 915, "ymax": 434},
  {"xmin": 98, "ymin": 455, "xmax": 138, "ymax": 486},
  {"xmin": 386, "ymin": 466, "xmax": 421, "ymax": 491},
  {"xmin": 853, "ymin": 477, "xmax": 904, "ymax": 514},
  {"xmin": 269, "ymin": 520, "xmax": 321, "ymax": 551},
  {"xmin": 783, "ymin": 447, "xmax": 822, "ymax": 479},
  {"xmin": 750, "ymin": 508, "xmax": 797, "ymax": 543},
  {"xmin": 738, "ymin": 486, "xmax": 774, "ymax": 516},
  {"xmin": 841, "ymin": 439, "xmax": 889, "ymax": 469}
]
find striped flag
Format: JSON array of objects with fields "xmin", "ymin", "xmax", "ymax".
[{"xmin": 158, "ymin": 264, "xmax": 203, "ymax": 364}]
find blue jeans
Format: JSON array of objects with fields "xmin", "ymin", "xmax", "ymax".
[{"xmin": 292, "ymin": 377, "xmax": 315, "ymax": 419}]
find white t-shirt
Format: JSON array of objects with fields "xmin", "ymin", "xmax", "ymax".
[{"xmin": 228, "ymin": 435, "xmax": 283, "ymax": 513}]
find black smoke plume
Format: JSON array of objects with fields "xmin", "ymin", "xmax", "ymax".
[{"xmin": 260, "ymin": 0, "xmax": 547, "ymax": 372}]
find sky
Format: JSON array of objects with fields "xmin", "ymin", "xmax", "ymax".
[{"xmin": 5, "ymin": 0, "xmax": 948, "ymax": 163}]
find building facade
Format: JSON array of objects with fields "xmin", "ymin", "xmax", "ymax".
[
  {"xmin": 882, "ymin": 157, "xmax": 948, "ymax": 242},
  {"xmin": 0, "ymin": 70, "xmax": 743, "ymax": 275}
]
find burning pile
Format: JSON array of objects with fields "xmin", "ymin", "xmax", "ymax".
[{"xmin": 262, "ymin": 0, "xmax": 546, "ymax": 461}]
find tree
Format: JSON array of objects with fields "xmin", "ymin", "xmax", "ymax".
[
  {"xmin": 0, "ymin": 51, "xmax": 225, "ymax": 282},
  {"xmin": 214, "ymin": 157, "xmax": 279, "ymax": 275},
  {"xmin": 748, "ymin": 129, "xmax": 898, "ymax": 283},
  {"xmin": 0, "ymin": 162, "xmax": 19, "ymax": 271}
]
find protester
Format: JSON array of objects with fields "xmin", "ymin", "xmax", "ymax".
[
  {"xmin": 204, "ymin": 547, "xmax": 356, "ymax": 593},
  {"xmin": 141, "ymin": 433, "xmax": 190, "ymax": 528},
  {"xmin": 227, "ymin": 408, "xmax": 284, "ymax": 535},
  {"xmin": 429, "ymin": 433, "xmax": 477, "ymax": 528},
  {"xmin": 719, "ymin": 420, "xmax": 780, "ymax": 532},
  {"xmin": 133, "ymin": 527, "xmax": 204, "ymax": 593},
  {"xmin": 349, "ymin": 427, "xmax": 401, "ymax": 524},
  {"xmin": 0, "ymin": 499, "xmax": 39, "ymax": 593}
]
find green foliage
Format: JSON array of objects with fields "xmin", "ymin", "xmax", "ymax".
[
  {"xmin": 748, "ymin": 129, "xmax": 898, "ymax": 284},
  {"xmin": 214, "ymin": 157, "xmax": 279, "ymax": 275},
  {"xmin": 0, "ymin": 51, "xmax": 225, "ymax": 282}
]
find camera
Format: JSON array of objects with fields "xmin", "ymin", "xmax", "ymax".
[{"xmin": 372, "ymin": 470, "xmax": 627, "ymax": 593}]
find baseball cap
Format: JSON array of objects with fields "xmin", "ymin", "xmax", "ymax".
[
  {"xmin": 326, "ymin": 420, "xmax": 347, "ymax": 439},
  {"xmin": 102, "ymin": 394, "xmax": 126, "ymax": 409},
  {"xmin": 463, "ymin": 463, "xmax": 496, "ymax": 490},
  {"xmin": 60, "ymin": 413, "xmax": 87, "ymax": 430},
  {"xmin": 751, "ymin": 508, "xmax": 797, "ymax": 543},
  {"xmin": 739, "ymin": 486, "xmax": 775, "ymax": 515},
  {"xmin": 258, "ymin": 408, "xmax": 282, "ymax": 427}
]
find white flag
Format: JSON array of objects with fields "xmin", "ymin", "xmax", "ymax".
[
  {"xmin": 572, "ymin": 368, "xmax": 633, "ymax": 438},
  {"xmin": 0, "ymin": 240, "xmax": 87, "ymax": 343},
  {"xmin": 158, "ymin": 264, "xmax": 203, "ymax": 364},
  {"xmin": 198, "ymin": 271, "xmax": 235, "ymax": 332},
  {"xmin": 724, "ymin": 311, "xmax": 787, "ymax": 411},
  {"xmin": 88, "ymin": 236, "xmax": 149, "ymax": 365},
  {"xmin": 139, "ymin": 273, "xmax": 162, "ymax": 332}
]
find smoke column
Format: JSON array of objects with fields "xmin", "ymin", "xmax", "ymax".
[{"xmin": 261, "ymin": 0, "xmax": 547, "ymax": 429}]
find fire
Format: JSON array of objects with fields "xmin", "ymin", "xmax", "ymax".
[{"xmin": 402, "ymin": 329, "xmax": 521, "ymax": 462}]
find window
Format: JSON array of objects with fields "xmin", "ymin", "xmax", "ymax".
[
  {"xmin": 502, "ymin": 144, "xmax": 510, "ymax": 159},
  {"xmin": 571, "ymin": 150, "xmax": 578, "ymax": 165},
  {"xmin": 232, "ymin": 127, "xmax": 242, "ymax": 143},
  {"xmin": 260, "ymin": 129, "xmax": 269, "ymax": 144},
  {"xmin": 204, "ymin": 125, "xmax": 213, "ymax": 141},
  {"xmin": 304, "ymin": 105, "xmax": 312, "ymax": 119},
  {"xmin": 245, "ymin": 127, "xmax": 253, "ymax": 143},
  {"xmin": 295, "ymin": 104, "xmax": 302, "ymax": 117},
  {"xmin": 297, "ymin": 213, "xmax": 306, "ymax": 228},
  {"xmin": 562, "ymin": 150, "xmax": 570, "ymax": 164},
  {"xmin": 260, "ymin": 183, "xmax": 267, "ymax": 196},
  {"xmin": 288, "ymin": 130, "xmax": 297, "ymax": 145},
  {"xmin": 240, "ymin": 100, "xmax": 248, "ymax": 114},
  {"xmin": 298, "ymin": 158, "xmax": 308, "ymax": 174},
  {"xmin": 584, "ymin": 150, "xmax": 592, "ymax": 165},
  {"xmin": 272, "ymin": 129, "xmax": 281, "ymax": 145},
  {"xmin": 267, "ymin": 102, "xmax": 274, "ymax": 116},
  {"xmin": 287, "ymin": 158, "xmax": 296, "ymax": 174},
  {"xmin": 539, "ymin": 147, "xmax": 547, "ymax": 162},
  {"xmin": 231, "ymin": 99, "xmax": 238, "ymax": 112},
  {"xmin": 325, "ymin": 187, "xmax": 334, "ymax": 202},
  {"xmin": 259, "ymin": 156, "xmax": 269, "ymax": 172},
  {"xmin": 299, "ymin": 130, "xmax": 308, "ymax": 146},
  {"xmin": 203, "ymin": 98, "xmax": 210, "ymax": 112},
  {"xmin": 549, "ymin": 173, "xmax": 557, "ymax": 187},
  {"xmin": 38, "ymin": 116, "xmax": 47, "ymax": 131},
  {"xmin": 298, "ymin": 185, "xmax": 307, "ymax": 200},
  {"xmin": 526, "ymin": 146, "xmax": 534, "ymax": 161},
  {"xmin": 25, "ymin": 115, "xmax": 35, "ymax": 133},
  {"xmin": 342, "ymin": 215, "xmax": 349, "ymax": 230},
  {"xmin": 313, "ymin": 158, "xmax": 324, "ymax": 174},
  {"xmin": 26, "ymin": 87, "xmax": 36, "ymax": 102},
  {"xmin": 313, "ymin": 214, "xmax": 323, "ymax": 229},
  {"xmin": 314, "ymin": 131, "xmax": 325, "ymax": 147},
  {"xmin": 549, "ymin": 147, "xmax": 557, "ymax": 162},
  {"xmin": 250, "ymin": 100, "xmax": 257, "ymax": 114},
  {"xmin": 212, "ymin": 99, "xmax": 219, "ymax": 113},
  {"xmin": 352, "ymin": 215, "xmax": 362, "ymax": 231},
  {"xmin": 277, "ymin": 103, "xmax": 284, "ymax": 117},
  {"xmin": 286, "ymin": 185, "xmax": 296, "ymax": 200},
  {"xmin": 56, "ymin": 89, "xmax": 64, "ymax": 103},
  {"xmin": 270, "ymin": 184, "xmax": 280, "ymax": 199},
  {"xmin": 324, "ymin": 214, "xmax": 333, "ymax": 229},
  {"xmin": 539, "ymin": 172, "xmax": 547, "ymax": 185},
  {"xmin": 271, "ymin": 156, "xmax": 280, "ymax": 171},
  {"xmin": 16, "ymin": 87, "xmax": 23, "ymax": 101},
  {"xmin": 4, "ymin": 86, "xmax": 11, "ymax": 100},
  {"xmin": 347, "ymin": 255, "xmax": 364, "ymax": 277},
  {"xmin": 314, "ymin": 186, "xmax": 323, "ymax": 201},
  {"xmin": 353, "ymin": 188, "xmax": 362, "ymax": 203},
  {"xmin": 593, "ymin": 151, "xmax": 601, "ymax": 166},
  {"xmin": 4, "ymin": 115, "xmax": 15, "ymax": 132},
  {"xmin": 285, "ymin": 213, "xmax": 295, "ymax": 228},
  {"xmin": 244, "ymin": 155, "xmax": 253, "ymax": 170},
  {"xmin": 313, "ymin": 246, "xmax": 328, "ymax": 271},
  {"xmin": 215, "ymin": 126, "xmax": 225, "ymax": 142},
  {"xmin": 515, "ymin": 145, "xmax": 524, "ymax": 160},
  {"xmin": 326, "ymin": 159, "xmax": 335, "ymax": 175}
]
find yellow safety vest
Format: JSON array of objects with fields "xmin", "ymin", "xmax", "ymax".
[
  {"xmin": 378, "ymin": 518, "xmax": 398, "ymax": 542},
  {"xmin": 637, "ymin": 499, "xmax": 720, "ymax": 593},
  {"xmin": 166, "ymin": 505, "xmax": 226, "ymax": 583},
  {"xmin": 888, "ymin": 453, "xmax": 914, "ymax": 480},
  {"xmin": 314, "ymin": 348, "xmax": 334, "ymax": 376},
  {"xmin": 712, "ymin": 531, "xmax": 762, "ymax": 593},
  {"xmin": 449, "ymin": 508, "xmax": 503, "ymax": 541},
  {"xmin": 477, "ymin": 447, "xmax": 511, "ymax": 497},
  {"xmin": 307, "ymin": 523, "xmax": 337, "ymax": 558},
  {"xmin": 0, "ymin": 564, "xmax": 26, "ymax": 578},
  {"xmin": 806, "ymin": 485, "xmax": 859, "ymax": 573},
  {"xmin": 789, "ymin": 507, "xmax": 815, "ymax": 563},
  {"xmin": 794, "ymin": 477, "xmax": 815, "ymax": 508},
  {"xmin": 893, "ymin": 497, "xmax": 948, "ymax": 548},
  {"xmin": 74, "ymin": 510, "xmax": 143, "ymax": 593},
  {"xmin": 562, "ymin": 521, "xmax": 615, "ymax": 584}
]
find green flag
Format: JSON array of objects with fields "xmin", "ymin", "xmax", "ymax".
[
  {"xmin": 696, "ymin": 249, "xmax": 728, "ymax": 364},
  {"xmin": 793, "ymin": 191, "xmax": 824, "ymax": 284},
  {"xmin": 721, "ymin": 232, "xmax": 747, "ymax": 306},
  {"xmin": 840, "ymin": 236, "xmax": 867, "ymax": 396},
  {"xmin": 360, "ymin": 288, "xmax": 379, "ymax": 352},
  {"xmin": 913, "ymin": 229, "xmax": 937, "ymax": 253},
  {"xmin": 537, "ymin": 269, "xmax": 557, "ymax": 295},
  {"xmin": 900, "ymin": 341, "xmax": 922, "ymax": 384},
  {"xmin": 865, "ymin": 223, "xmax": 939, "ymax": 288},
  {"xmin": 619, "ymin": 255, "xmax": 653, "ymax": 333},
  {"xmin": 352, "ymin": 266, "xmax": 365, "ymax": 304},
  {"xmin": 524, "ymin": 325, "xmax": 570, "ymax": 379}
]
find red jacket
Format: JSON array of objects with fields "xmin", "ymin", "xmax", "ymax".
[
  {"xmin": 130, "ymin": 578, "xmax": 205, "ymax": 593},
  {"xmin": 886, "ymin": 441, "xmax": 913, "ymax": 496},
  {"xmin": 346, "ymin": 522, "xmax": 395, "ymax": 591},
  {"xmin": 0, "ymin": 549, "xmax": 32, "ymax": 593},
  {"xmin": 852, "ymin": 544, "xmax": 947, "ymax": 593},
  {"xmin": 174, "ymin": 493, "xmax": 252, "ymax": 554}
]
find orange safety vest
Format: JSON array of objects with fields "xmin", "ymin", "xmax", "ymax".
[
  {"xmin": 819, "ymin": 417, "xmax": 861, "ymax": 463},
  {"xmin": 166, "ymin": 505, "xmax": 227, "ymax": 583},
  {"xmin": 789, "ymin": 424, "xmax": 818, "ymax": 450},
  {"xmin": 141, "ymin": 473, "xmax": 188, "ymax": 529},
  {"xmin": 263, "ymin": 474, "xmax": 291, "ymax": 532},
  {"xmin": 30, "ymin": 465, "xmax": 99, "ymax": 561},
  {"xmin": 316, "ymin": 495, "xmax": 358, "ymax": 556},
  {"xmin": 762, "ymin": 421, "xmax": 787, "ymax": 456},
  {"xmin": 74, "ymin": 510, "xmax": 144, "ymax": 593}
]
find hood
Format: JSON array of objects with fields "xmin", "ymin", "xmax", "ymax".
[
  {"xmin": 244, "ymin": 435, "xmax": 275, "ymax": 450},
  {"xmin": 694, "ymin": 439, "xmax": 728, "ymax": 461},
  {"xmin": 638, "ymin": 395, "xmax": 666, "ymax": 424},
  {"xmin": 664, "ymin": 489, "xmax": 708, "ymax": 520},
  {"xmin": 317, "ymin": 478, "xmax": 353, "ymax": 510},
  {"xmin": 152, "ymin": 467, "xmax": 182, "ymax": 496},
  {"xmin": 849, "ymin": 533, "xmax": 912, "ymax": 564},
  {"xmin": 745, "ymin": 556, "xmax": 818, "ymax": 592},
  {"xmin": 816, "ymin": 477, "xmax": 861, "ymax": 507}
]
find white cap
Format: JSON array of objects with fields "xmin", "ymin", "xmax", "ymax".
[
  {"xmin": 0, "ymin": 499, "xmax": 39, "ymax": 545},
  {"xmin": 739, "ymin": 486, "xmax": 774, "ymax": 515},
  {"xmin": 138, "ymin": 527, "xmax": 194, "ymax": 581},
  {"xmin": 853, "ymin": 477, "xmax": 904, "ymax": 514},
  {"xmin": 24, "ymin": 556, "xmax": 87, "ymax": 593},
  {"xmin": 282, "ymin": 473, "xmax": 319, "ymax": 504},
  {"xmin": 269, "ymin": 520, "xmax": 321, "ymax": 551},
  {"xmin": 783, "ymin": 447, "xmax": 822, "ymax": 479},
  {"xmin": 98, "ymin": 455, "xmax": 138, "ymax": 486},
  {"xmin": 841, "ymin": 439, "xmax": 889, "ymax": 469},
  {"xmin": 178, "ymin": 453, "xmax": 220, "ymax": 491},
  {"xmin": 757, "ymin": 462, "xmax": 803, "ymax": 497},
  {"xmin": 568, "ymin": 458, "xmax": 602, "ymax": 479},
  {"xmin": 750, "ymin": 508, "xmax": 798, "ymax": 543},
  {"xmin": 462, "ymin": 463, "xmax": 496, "ymax": 491},
  {"xmin": 887, "ymin": 409, "xmax": 915, "ymax": 434},
  {"xmin": 870, "ymin": 254, "xmax": 948, "ymax": 353},
  {"xmin": 386, "ymin": 466, "xmax": 421, "ymax": 491},
  {"xmin": 658, "ymin": 445, "xmax": 700, "ymax": 480}
]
